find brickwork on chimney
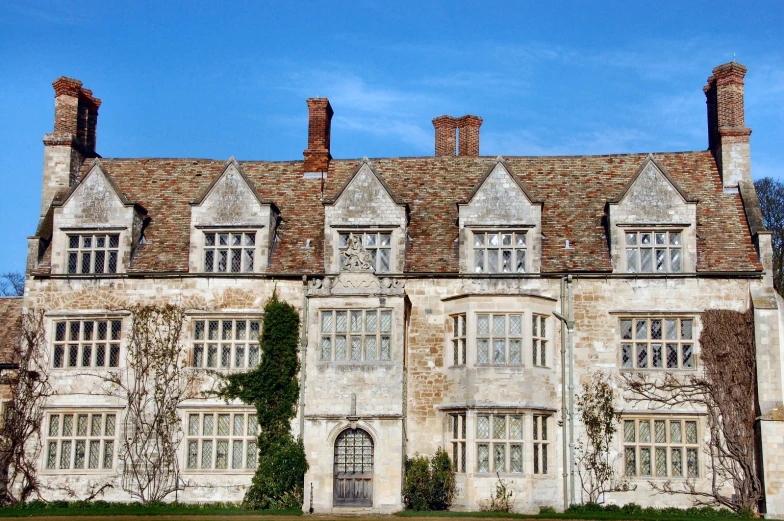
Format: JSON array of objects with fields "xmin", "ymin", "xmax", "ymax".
[
  {"xmin": 433, "ymin": 115, "xmax": 458, "ymax": 156},
  {"xmin": 303, "ymin": 98, "xmax": 333, "ymax": 172},
  {"xmin": 703, "ymin": 62, "xmax": 752, "ymax": 189},
  {"xmin": 39, "ymin": 77, "xmax": 101, "ymax": 219},
  {"xmin": 457, "ymin": 115, "xmax": 482, "ymax": 157}
]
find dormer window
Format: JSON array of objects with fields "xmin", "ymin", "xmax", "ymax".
[
  {"xmin": 625, "ymin": 230, "xmax": 682, "ymax": 273},
  {"xmin": 203, "ymin": 232, "xmax": 256, "ymax": 273},
  {"xmin": 472, "ymin": 231, "xmax": 527, "ymax": 273},
  {"xmin": 67, "ymin": 233, "xmax": 120, "ymax": 274},
  {"xmin": 339, "ymin": 231, "xmax": 391, "ymax": 273}
]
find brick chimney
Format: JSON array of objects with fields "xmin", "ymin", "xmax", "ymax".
[
  {"xmin": 40, "ymin": 77, "xmax": 101, "ymax": 217},
  {"xmin": 433, "ymin": 115, "xmax": 458, "ymax": 156},
  {"xmin": 458, "ymin": 115, "xmax": 482, "ymax": 157},
  {"xmin": 704, "ymin": 62, "xmax": 752, "ymax": 190},
  {"xmin": 433, "ymin": 115, "xmax": 482, "ymax": 157},
  {"xmin": 303, "ymin": 98, "xmax": 333, "ymax": 173}
]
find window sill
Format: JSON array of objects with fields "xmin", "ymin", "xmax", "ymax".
[
  {"xmin": 619, "ymin": 367, "xmax": 697, "ymax": 373},
  {"xmin": 182, "ymin": 469, "xmax": 255, "ymax": 475},
  {"xmin": 41, "ymin": 469, "xmax": 116, "ymax": 475},
  {"xmin": 315, "ymin": 360, "xmax": 395, "ymax": 367}
]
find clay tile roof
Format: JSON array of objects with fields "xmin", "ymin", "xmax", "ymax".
[
  {"xmin": 0, "ymin": 298, "xmax": 23, "ymax": 364},
  {"xmin": 41, "ymin": 150, "xmax": 760, "ymax": 275}
]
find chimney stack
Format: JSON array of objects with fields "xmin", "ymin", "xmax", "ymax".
[
  {"xmin": 432, "ymin": 115, "xmax": 482, "ymax": 157},
  {"xmin": 303, "ymin": 98, "xmax": 333, "ymax": 173},
  {"xmin": 40, "ymin": 77, "xmax": 101, "ymax": 218},
  {"xmin": 704, "ymin": 62, "xmax": 752, "ymax": 190}
]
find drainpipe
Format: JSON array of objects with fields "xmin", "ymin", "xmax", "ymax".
[
  {"xmin": 567, "ymin": 274, "xmax": 576, "ymax": 506},
  {"xmin": 560, "ymin": 278, "xmax": 568, "ymax": 511},
  {"xmin": 298, "ymin": 275, "xmax": 309, "ymax": 440},
  {"xmin": 553, "ymin": 274, "xmax": 576, "ymax": 507}
]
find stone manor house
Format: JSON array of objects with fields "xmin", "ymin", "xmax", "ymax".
[{"xmin": 2, "ymin": 61, "xmax": 783, "ymax": 515}]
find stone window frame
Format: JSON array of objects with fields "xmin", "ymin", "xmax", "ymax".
[
  {"xmin": 65, "ymin": 232, "xmax": 121, "ymax": 274},
  {"xmin": 532, "ymin": 414, "xmax": 550, "ymax": 475},
  {"xmin": 443, "ymin": 294, "xmax": 556, "ymax": 370},
  {"xmin": 188, "ymin": 316, "xmax": 263, "ymax": 371},
  {"xmin": 623, "ymin": 229, "xmax": 684, "ymax": 274},
  {"xmin": 449, "ymin": 413, "xmax": 467, "ymax": 473},
  {"xmin": 42, "ymin": 410, "xmax": 119, "ymax": 474},
  {"xmin": 449, "ymin": 314, "xmax": 467, "ymax": 366},
  {"xmin": 183, "ymin": 409, "xmax": 258, "ymax": 473},
  {"xmin": 329, "ymin": 226, "xmax": 401, "ymax": 274},
  {"xmin": 467, "ymin": 228, "xmax": 530, "ymax": 274},
  {"xmin": 319, "ymin": 309, "xmax": 393, "ymax": 363},
  {"xmin": 622, "ymin": 416, "xmax": 701, "ymax": 479},
  {"xmin": 618, "ymin": 315, "xmax": 698, "ymax": 371},
  {"xmin": 199, "ymin": 229, "xmax": 260, "ymax": 274},
  {"xmin": 51, "ymin": 317, "xmax": 124, "ymax": 371},
  {"xmin": 532, "ymin": 314, "xmax": 548, "ymax": 368}
]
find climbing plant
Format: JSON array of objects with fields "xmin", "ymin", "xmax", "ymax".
[
  {"xmin": 623, "ymin": 309, "xmax": 760, "ymax": 512},
  {"xmin": 576, "ymin": 372, "xmax": 634, "ymax": 504},
  {"xmin": 215, "ymin": 293, "xmax": 307, "ymax": 509}
]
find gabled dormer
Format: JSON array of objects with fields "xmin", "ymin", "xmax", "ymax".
[
  {"xmin": 189, "ymin": 158, "xmax": 279, "ymax": 273},
  {"xmin": 457, "ymin": 157, "xmax": 543, "ymax": 273},
  {"xmin": 50, "ymin": 159, "xmax": 147, "ymax": 275},
  {"xmin": 323, "ymin": 158, "xmax": 408, "ymax": 274},
  {"xmin": 608, "ymin": 155, "xmax": 698, "ymax": 273}
]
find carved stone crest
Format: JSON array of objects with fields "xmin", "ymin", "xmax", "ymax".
[{"xmin": 342, "ymin": 233, "xmax": 373, "ymax": 271}]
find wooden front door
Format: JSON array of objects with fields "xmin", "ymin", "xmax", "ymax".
[{"xmin": 333, "ymin": 428, "xmax": 373, "ymax": 506}]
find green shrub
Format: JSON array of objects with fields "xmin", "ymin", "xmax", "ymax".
[
  {"xmin": 402, "ymin": 448, "xmax": 456, "ymax": 511},
  {"xmin": 622, "ymin": 502, "xmax": 643, "ymax": 515},
  {"xmin": 539, "ymin": 505, "xmax": 557, "ymax": 515},
  {"xmin": 604, "ymin": 504, "xmax": 621, "ymax": 513}
]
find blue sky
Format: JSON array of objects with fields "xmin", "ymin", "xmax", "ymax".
[{"xmin": 1, "ymin": 0, "xmax": 782, "ymax": 274}]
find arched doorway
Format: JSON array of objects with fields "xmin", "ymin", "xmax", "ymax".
[{"xmin": 333, "ymin": 427, "xmax": 373, "ymax": 506}]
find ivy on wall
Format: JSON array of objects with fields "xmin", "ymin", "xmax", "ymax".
[{"xmin": 216, "ymin": 293, "xmax": 307, "ymax": 509}]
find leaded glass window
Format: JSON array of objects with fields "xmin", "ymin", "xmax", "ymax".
[
  {"xmin": 623, "ymin": 417, "xmax": 699, "ymax": 478},
  {"xmin": 45, "ymin": 412, "xmax": 116, "ymax": 471},
  {"xmin": 52, "ymin": 319, "xmax": 122, "ymax": 369},
  {"xmin": 449, "ymin": 413, "xmax": 467, "ymax": 473},
  {"xmin": 533, "ymin": 415, "xmax": 549, "ymax": 474},
  {"xmin": 185, "ymin": 411, "xmax": 258, "ymax": 471},
  {"xmin": 67, "ymin": 233, "xmax": 120, "ymax": 274},
  {"xmin": 450, "ymin": 314, "xmax": 467, "ymax": 366},
  {"xmin": 320, "ymin": 309, "xmax": 392, "ymax": 362},
  {"xmin": 476, "ymin": 413, "xmax": 523, "ymax": 474},
  {"xmin": 203, "ymin": 232, "xmax": 256, "ymax": 273},
  {"xmin": 625, "ymin": 230, "xmax": 682, "ymax": 273},
  {"xmin": 532, "ymin": 314, "xmax": 548, "ymax": 367},
  {"xmin": 472, "ymin": 231, "xmax": 527, "ymax": 273},
  {"xmin": 192, "ymin": 318, "xmax": 261, "ymax": 369},
  {"xmin": 620, "ymin": 318, "xmax": 695, "ymax": 369},
  {"xmin": 476, "ymin": 313, "xmax": 523, "ymax": 366}
]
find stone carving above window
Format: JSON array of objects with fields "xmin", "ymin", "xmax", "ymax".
[
  {"xmin": 324, "ymin": 158, "xmax": 408, "ymax": 273},
  {"xmin": 341, "ymin": 233, "xmax": 374, "ymax": 272}
]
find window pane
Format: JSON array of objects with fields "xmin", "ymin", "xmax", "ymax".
[
  {"xmin": 625, "ymin": 447, "xmax": 636, "ymax": 476},
  {"xmin": 201, "ymin": 440, "xmax": 213, "ymax": 469},
  {"xmin": 509, "ymin": 416, "xmax": 522, "ymax": 439},
  {"xmin": 477, "ymin": 416, "xmax": 489, "ymax": 439},
  {"xmin": 509, "ymin": 339, "xmax": 522, "ymax": 365},
  {"xmin": 671, "ymin": 249, "xmax": 682, "ymax": 272},
  {"xmin": 493, "ymin": 444, "xmax": 506, "ymax": 473},
  {"xmin": 477, "ymin": 315, "xmax": 489, "ymax": 336},
  {"xmin": 493, "ymin": 340, "xmax": 505, "ymax": 364},
  {"xmin": 477, "ymin": 444, "xmax": 489, "ymax": 473},
  {"xmin": 656, "ymin": 447, "xmax": 668, "ymax": 476},
  {"xmin": 626, "ymin": 249, "xmax": 637, "ymax": 273},
  {"xmin": 477, "ymin": 339, "xmax": 489, "ymax": 363},
  {"xmin": 487, "ymin": 250, "xmax": 498, "ymax": 273},
  {"xmin": 640, "ymin": 447, "xmax": 651, "ymax": 476},
  {"xmin": 639, "ymin": 420, "xmax": 650, "ymax": 443},
  {"xmin": 474, "ymin": 249, "xmax": 484, "ymax": 273},
  {"xmin": 493, "ymin": 416, "xmax": 506, "ymax": 439}
]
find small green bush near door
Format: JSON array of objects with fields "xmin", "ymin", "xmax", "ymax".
[{"xmin": 403, "ymin": 448, "xmax": 456, "ymax": 511}]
